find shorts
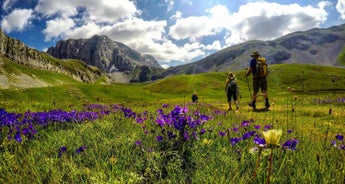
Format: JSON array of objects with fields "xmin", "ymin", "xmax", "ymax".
[
  {"xmin": 227, "ymin": 90, "xmax": 238, "ymax": 101},
  {"xmin": 253, "ymin": 77, "xmax": 267, "ymax": 93}
]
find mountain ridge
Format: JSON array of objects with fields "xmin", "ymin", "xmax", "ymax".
[
  {"xmin": 160, "ymin": 24, "xmax": 345, "ymax": 77},
  {"xmin": 47, "ymin": 35, "xmax": 163, "ymax": 83}
]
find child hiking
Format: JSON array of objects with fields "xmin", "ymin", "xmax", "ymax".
[
  {"xmin": 225, "ymin": 72, "xmax": 240, "ymax": 111},
  {"xmin": 245, "ymin": 51, "xmax": 270, "ymax": 111}
]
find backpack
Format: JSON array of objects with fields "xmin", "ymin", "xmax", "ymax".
[
  {"xmin": 254, "ymin": 57, "xmax": 268, "ymax": 77},
  {"xmin": 227, "ymin": 79, "xmax": 237, "ymax": 92}
]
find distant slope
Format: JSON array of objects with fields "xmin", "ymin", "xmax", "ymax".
[
  {"xmin": 146, "ymin": 64, "xmax": 345, "ymax": 98},
  {"xmin": 0, "ymin": 56, "xmax": 108, "ymax": 89},
  {"xmin": 161, "ymin": 24, "xmax": 345, "ymax": 77},
  {"xmin": 1, "ymin": 64, "xmax": 344, "ymax": 111}
]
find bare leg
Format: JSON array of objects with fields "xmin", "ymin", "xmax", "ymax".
[
  {"xmin": 262, "ymin": 90, "xmax": 270, "ymax": 109},
  {"xmin": 228, "ymin": 101, "xmax": 232, "ymax": 111},
  {"xmin": 235, "ymin": 100, "xmax": 239, "ymax": 109}
]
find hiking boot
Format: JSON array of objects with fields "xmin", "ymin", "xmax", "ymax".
[
  {"xmin": 265, "ymin": 102, "xmax": 270, "ymax": 110},
  {"xmin": 248, "ymin": 101, "xmax": 256, "ymax": 109}
]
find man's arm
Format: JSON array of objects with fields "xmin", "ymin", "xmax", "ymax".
[{"xmin": 245, "ymin": 67, "xmax": 253, "ymax": 77}]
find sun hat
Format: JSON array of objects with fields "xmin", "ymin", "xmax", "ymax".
[
  {"xmin": 228, "ymin": 72, "xmax": 236, "ymax": 80},
  {"xmin": 250, "ymin": 51, "xmax": 260, "ymax": 57}
]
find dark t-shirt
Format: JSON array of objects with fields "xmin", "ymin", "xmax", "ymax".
[{"xmin": 249, "ymin": 58, "xmax": 257, "ymax": 75}]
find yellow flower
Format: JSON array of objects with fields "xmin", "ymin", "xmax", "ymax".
[
  {"xmin": 325, "ymin": 121, "xmax": 332, "ymax": 126},
  {"xmin": 202, "ymin": 138, "xmax": 213, "ymax": 145},
  {"xmin": 262, "ymin": 129, "xmax": 282, "ymax": 148},
  {"xmin": 109, "ymin": 156, "xmax": 117, "ymax": 164}
]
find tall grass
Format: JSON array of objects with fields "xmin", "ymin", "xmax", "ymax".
[{"xmin": 1, "ymin": 64, "xmax": 345, "ymax": 183}]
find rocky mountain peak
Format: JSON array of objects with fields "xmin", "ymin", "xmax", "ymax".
[{"xmin": 47, "ymin": 35, "xmax": 163, "ymax": 82}]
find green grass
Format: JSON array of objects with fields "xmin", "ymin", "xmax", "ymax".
[{"xmin": 1, "ymin": 64, "xmax": 345, "ymax": 183}]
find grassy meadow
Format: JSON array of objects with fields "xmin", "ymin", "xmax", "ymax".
[{"xmin": 1, "ymin": 63, "xmax": 345, "ymax": 183}]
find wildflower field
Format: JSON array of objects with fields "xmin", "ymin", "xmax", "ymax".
[{"xmin": 1, "ymin": 64, "xmax": 345, "ymax": 183}]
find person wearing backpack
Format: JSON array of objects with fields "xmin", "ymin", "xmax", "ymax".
[
  {"xmin": 225, "ymin": 72, "xmax": 240, "ymax": 111},
  {"xmin": 245, "ymin": 51, "xmax": 270, "ymax": 110}
]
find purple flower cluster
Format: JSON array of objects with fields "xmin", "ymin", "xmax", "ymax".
[
  {"xmin": 57, "ymin": 145, "xmax": 88, "ymax": 157},
  {"xmin": 313, "ymin": 97, "xmax": 345, "ymax": 105},
  {"xmin": 128, "ymin": 105, "xmax": 212, "ymax": 145},
  {"xmin": 282, "ymin": 139, "xmax": 299, "ymax": 150},
  {"xmin": 227, "ymin": 120, "xmax": 299, "ymax": 150},
  {"xmin": 1, "ymin": 104, "xmax": 122, "ymax": 143},
  {"xmin": 331, "ymin": 134, "xmax": 345, "ymax": 150}
]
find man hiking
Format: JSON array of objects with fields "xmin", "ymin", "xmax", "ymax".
[
  {"xmin": 245, "ymin": 51, "xmax": 270, "ymax": 110},
  {"xmin": 225, "ymin": 72, "xmax": 240, "ymax": 111}
]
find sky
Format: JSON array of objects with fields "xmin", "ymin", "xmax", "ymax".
[{"xmin": 1, "ymin": 0, "xmax": 345, "ymax": 68}]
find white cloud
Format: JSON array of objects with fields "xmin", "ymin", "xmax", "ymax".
[
  {"xmin": 42, "ymin": 16, "xmax": 75, "ymax": 41},
  {"xmin": 86, "ymin": 0, "xmax": 138, "ymax": 23},
  {"xmin": 224, "ymin": 2, "xmax": 329, "ymax": 46},
  {"xmin": 2, "ymin": 0, "xmax": 18, "ymax": 11},
  {"xmin": 2, "ymin": 0, "xmax": 336, "ymax": 65},
  {"xmin": 169, "ymin": 16, "xmax": 210, "ymax": 40},
  {"xmin": 165, "ymin": 0, "xmax": 175, "ymax": 12},
  {"xmin": 35, "ymin": 0, "xmax": 138, "ymax": 22},
  {"xmin": 34, "ymin": 0, "xmax": 78, "ymax": 17},
  {"xmin": 336, "ymin": 0, "xmax": 345, "ymax": 19},
  {"xmin": 1, "ymin": 8, "xmax": 33, "ymax": 33},
  {"xmin": 169, "ymin": 5, "xmax": 229, "ymax": 41}
]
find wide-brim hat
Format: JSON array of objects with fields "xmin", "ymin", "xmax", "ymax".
[
  {"xmin": 228, "ymin": 72, "xmax": 236, "ymax": 79},
  {"xmin": 250, "ymin": 51, "xmax": 260, "ymax": 57}
]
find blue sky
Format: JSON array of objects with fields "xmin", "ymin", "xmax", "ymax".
[{"xmin": 1, "ymin": 0, "xmax": 345, "ymax": 68}]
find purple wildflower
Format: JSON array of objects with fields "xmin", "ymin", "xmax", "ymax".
[
  {"xmin": 336, "ymin": 134, "xmax": 344, "ymax": 141},
  {"xmin": 230, "ymin": 137, "xmax": 242, "ymax": 146},
  {"xmin": 264, "ymin": 124, "xmax": 273, "ymax": 130},
  {"xmin": 135, "ymin": 140, "xmax": 142, "ymax": 146},
  {"xmin": 183, "ymin": 131, "xmax": 190, "ymax": 140},
  {"xmin": 232, "ymin": 127, "xmax": 239, "ymax": 133},
  {"xmin": 76, "ymin": 145, "xmax": 87, "ymax": 154},
  {"xmin": 167, "ymin": 131, "xmax": 176, "ymax": 139},
  {"xmin": 58, "ymin": 146, "xmax": 67, "ymax": 158},
  {"xmin": 156, "ymin": 118, "xmax": 165, "ymax": 127},
  {"xmin": 60, "ymin": 146, "xmax": 67, "ymax": 152},
  {"xmin": 282, "ymin": 139, "xmax": 299, "ymax": 150},
  {"xmin": 287, "ymin": 129, "xmax": 293, "ymax": 134},
  {"xmin": 193, "ymin": 131, "xmax": 199, "ymax": 140},
  {"xmin": 242, "ymin": 131, "xmax": 256, "ymax": 140},
  {"xmin": 254, "ymin": 136, "xmax": 266, "ymax": 146},
  {"xmin": 241, "ymin": 120, "xmax": 250, "ymax": 127},
  {"xmin": 254, "ymin": 125, "xmax": 261, "ymax": 129},
  {"xmin": 199, "ymin": 128, "xmax": 206, "ymax": 135},
  {"xmin": 14, "ymin": 132, "xmax": 22, "ymax": 143},
  {"xmin": 156, "ymin": 135, "xmax": 163, "ymax": 142},
  {"xmin": 218, "ymin": 131, "xmax": 227, "ymax": 137}
]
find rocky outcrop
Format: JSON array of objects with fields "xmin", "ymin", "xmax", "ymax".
[
  {"xmin": 0, "ymin": 29, "xmax": 51, "ymax": 69},
  {"xmin": 0, "ymin": 29, "xmax": 106, "ymax": 83},
  {"xmin": 47, "ymin": 35, "xmax": 163, "ymax": 82}
]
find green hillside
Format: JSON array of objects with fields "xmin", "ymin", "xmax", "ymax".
[
  {"xmin": 145, "ymin": 63, "xmax": 345, "ymax": 101},
  {"xmin": 0, "ymin": 54, "xmax": 108, "ymax": 89},
  {"xmin": 1, "ymin": 63, "xmax": 345, "ymax": 112}
]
